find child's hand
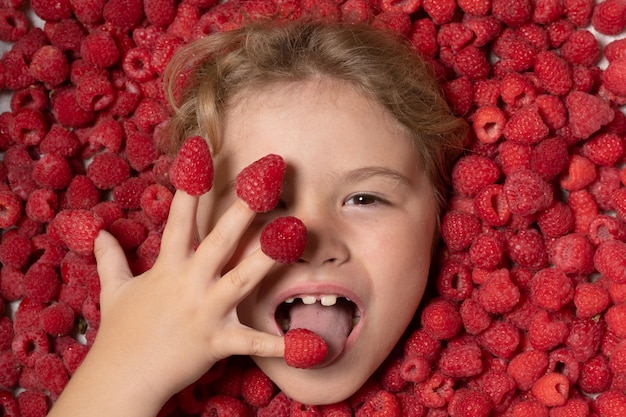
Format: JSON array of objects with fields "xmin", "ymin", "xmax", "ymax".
[{"xmin": 91, "ymin": 189, "xmax": 284, "ymax": 404}]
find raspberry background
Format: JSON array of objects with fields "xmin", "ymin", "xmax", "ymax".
[{"xmin": 1, "ymin": 0, "xmax": 626, "ymax": 416}]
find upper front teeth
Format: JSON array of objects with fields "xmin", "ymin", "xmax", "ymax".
[{"xmin": 284, "ymin": 295, "xmax": 340, "ymax": 306}]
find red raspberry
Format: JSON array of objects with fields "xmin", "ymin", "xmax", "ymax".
[
  {"xmin": 477, "ymin": 320, "xmax": 520, "ymax": 359},
  {"xmin": 529, "ymin": 268, "xmax": 573, "ymax": 311},
  {"xmin": 436, "ymin": 261, "xmax": 473, "ymax": 302},
  {"xmin": 605, "ymin": 38, "xmax": 626, "ymax": 63},
  {"xmin": 560, "ymin": 155, "xmax": 596, "ymax": 191},
  {"xmin": 460, "ymin": 299, "xmax": 491, "ymax": 335},
  {"xmin": 9, "ymin": 108, "xmax": 48, "ymax": 146},
  {"xmin": 10, "ymin": 84, "xmax": 49, "ymax": 113},
  {"xmin": 0, "ymin": 190, "xmax": 21, "ymax": 229},
  {"xmin": 500, "ymin": 72, "xmax": 537, "ymax": 108},
  {"xmin": 589, "ymin": 214, "xmax": 626, "ymax": 246},
  {"xmin": 32, "ymin": 154, "xmax": 72, "ymax": 191},
  {"xmin": 531, "ymin": 372, "xmax": 569, "ymax": 407},
  {"xmin": 408, "ymin": 18, "xmax": 438, "ymax": 58},
  {"xmin": 371, "ymin": 11, "xmax": 412, "ymax": 35},
  {"xmin": 451, "ymin": 155, "xmax": 501, "ymax": 197},
  {"xmin": 506, "ymin": 228, "xmax": 548, "ymax": 269},
  {"xmin": 533, "ymin": 0, "xmax": 565, "ymax": 23},
  {"xmin": 140, "ymin": 184, "xmax": 173, "ymax": 225},
  {"xmin": 564, "ymin": 0, "xmax": 594, "ymax": 26},
  {"xmin": 257, "ymin": 391, "xmax": 290, "ymax": 417},
  {"xmin": 574, "ymin": 283, "xmax": 610, "ymax": 318},
  {"xmin": 0, "ymin": 267, "xmax": 25, "ymax": 301},
  {"xmin": 12, "ymin": 328, "xmax": 50, "ymax": 368},
  {"xmin": 560, "ymin": 29, "xmax": 600, "ymax": 66},
  {"xmin": 471, "ymin": 106, "xmax": 506, "ymax": 144},
  {"xmin": 528, "ymin": 309, "xmax": 569, "ymax": 351},
  {"xmin": 29, "ymin": 45, "xmax": 69, "ymax": 87},
  {"xmin": 166, "ymin": 3, "xmax": 199, "ymax": 41},
  {"xmin": 503, "ymin": 105, "xmax": 550, "ymax": 145},
  {"xmin": 535, "ymin": 94, "xmax": 567, "ymax": 130},
  {"xmin": 458, "ymin": 0, "xmax": 491, "ymax": 15},
  {"xmin": 17, "ymin": 389, "xmax": 49, "ymax": 417},
  {"xmin": 169, "ymin": 135, "xmax": 214, "ymax": 196},
  {"xmin": 492, "ymin": 0, "xmax": 532, "ymax": 26},
  {"xmin": 421, "ymin": 298, "xmax": 462, "ymax": 340},
  {"xmin": 113, "ymin": 177, "xmax": 150, "ymax": 210},
  {"xmin": 437, "ymin": 339, "xmax": 483, "ymax": 378},
  {"xmin": 0, "ymin": 350, "xmax": 20, "ymax": 389},
  {"xmin": 473, "ymin": 184, "xmax": 511, "ymax": 227},
  {"xmin": 403, "ymin": 329, "xmax": 440, "ymax": 362},
  {"xmin": 604, "ymin": 58, "xmax": 626, "ymax": 98},
  {"xmin": 565, "ymin": 91, "xmax": 615, "ymax": 139},
  {"xmin": 476, "ymin": 269, "xmax": 520, "ymax": 313},
  {"xmin": 592, "ymin": 0, "xmax": 626, "ymax": 34},
  {"xmin": 40, "ymin": 124, "xmax": 80, "ymax": 157},
  {"xmin": 235, "ymin": 154, "xmax": 286, "ymax": 212},
  {"xmin": 39, "ymin": 302, "xmax": 75, "ymax": 337},
  {"xmin": 87, "ymin": 152, "xmax": 130, "ymax": 190},
  {"xmin": 398, "ymin": 355, "xmax": 430, "ymax": 385},
  {"xmin": 102, "ymin": 0, "xmax": 143, "ymax": 31},
  {"xmin": 534, "ymin": 51, "xmax": 572, "ymax": 96},
  {"xmin": 503, "ymin": 169, "xmax": 553, "ymax": 216},
  {"xmin": 606, "ymin": 303, "xmax": 626, "ymax": 338},
  {"xmin": 260, "ymin": 216, "xmax": 307, "ymax": 264},
  {"xmin": 121, "ymin": 47, "xmax": 155, "ymax": 83},
  {"xmin": 69, "ymin": 0, "xmax": 105, "ymax": 24},
  {"xmin": 548, "ymin": 233, "xmax": 594, "ymax": 274},
  {"xmin": 31, "ymin": 0, "xmax": 72, "ymax": 20},
  {"xmin": 51, "ymin": 87, "xmax": 95, "ymax": 128},
  {"xmin": 2, "ymin": 49, "xmax": 37, "ymax": 91},
  {"xmin": 584, "ymin": 134, "xmax": 624, "ymax": 170},
  {"xmin": 579, "ymin": 355, "xmax": 611, "ymax": 394},
  {"xmin": 441, "ymin": 210, "xmax": 482, "ymax": 252},
  {"xmin": 379, "ymin": 357, "xmax": 406, "ymax": 393},
  {"xmin": 144, "ymin": 0, "xmax": 175, "ymax": 27},
  {"xmin": 415, "ymin": 373, "xmax": 454, "ymax": 408},
  {"xmin": 340, "ymin": 0, "xmax": 374, "ymax": 24},
  {"xmin": 124, "ymin": 129, "xmax": 160, "ymax": 173},
  {"xmin": 453, "ymin": 46, "xmax": 490, "ymax": 80},
  {"xmin": 23, "ymin": 262, "xmax": 60, "ymax": 304},
  {"xmin": 49, "ymin": 209, "xmax": 104, "ymax": 256},
  {"xmin": 48, "ymin": 19, "xmax": 86, "ymax": 55},
  {"xmin": 240, "ymin": 366, "xmax": 274, "ymax": 408},
  {"xmin": 0, "ymin": 9, "xmax": 28, "ymax": 42},
  {"xmin": 81, "ymin": 30, "xmax": 120, "ymax": 69},
  {"xmin": 464, "ymin": 15, "xmax": 502, "ymax": 48},
  {"xmin": 537, "ymin": 201, "xmax": 573, "ymax": 238},
  {"xmin": 530, "ymin": 137, "xmax": 569, "ymax": 181},
  {"xmin": 76, "ymin": 73, "xmax": 115, "ymax": 112},
  {"xmin": 35, "ymin": 353, "xmax": 69, "ymax": 396},
  {"xmin": 109, "ymin": 218, "xmax": 147, "ymax": 251},
  {"xmin": 497, "ymin": 142, "xmax": 532, "ymax": 176},
  {"xmin": 595, "ymin": 240, "xmax": 626, "ymax": 283},
  {"xmin": 443, "ymin": 76, "xmax": 474, "ymax": 116},
  {"xmin": 355, "ymin": 390, "xmax": 400, "ymax": 417},
  {"xmin": 507, "ymin": 349, "xmax": 549, "ymax": 390},
  {"xmin": 284, "ymin": 328, "xmax": 327, "ymax": 369},
  {"xmin": 569, "ymin": 189, "xmax": 598, "ymax": 235},
  {"xmin": 447, "ymin": 389, "xmax": 492, "ymax": 417},
  {"xmin": 65, "ymin": 176, "xmax": 100, "ymax": 210},
  {"xmin": 438, "ymin": 23, "xmax": 474, "ymax": 52}
]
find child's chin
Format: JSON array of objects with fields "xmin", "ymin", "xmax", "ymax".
[{"xmin": 251, "ymin": 356, "xmax": 370, "ymax": 406}]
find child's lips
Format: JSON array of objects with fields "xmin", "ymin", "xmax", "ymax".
[{"xmin": 271, "ymin": 285, "xmax": 365, "ymax": 366}]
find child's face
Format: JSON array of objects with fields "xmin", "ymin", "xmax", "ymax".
[{"xmin": 197, "ymin": 78, "xmax": 437, "ymax": 404}]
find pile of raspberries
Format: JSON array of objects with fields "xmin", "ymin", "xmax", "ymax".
[{"xmin": 1, "ymin": 0, "xmax": 626, "ymax": 416}]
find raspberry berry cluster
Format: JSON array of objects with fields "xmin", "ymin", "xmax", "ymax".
[{"xmin": 1, "ymin": 0, "xmax": 626, "ymax": 416}]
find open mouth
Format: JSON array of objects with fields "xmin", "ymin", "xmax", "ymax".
[{"xmin": 274, "ymin": 294, "xmax": 361, "ymax": 335}]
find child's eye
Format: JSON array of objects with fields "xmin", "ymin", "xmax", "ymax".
[{"xmin": 344, "ymin": 193, "xmax": 386, "ymax": 206}]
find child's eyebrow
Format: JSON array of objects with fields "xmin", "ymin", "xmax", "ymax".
[{"xmin": 343, "ymin": 167, "xmax": 411, "ymax": 187}]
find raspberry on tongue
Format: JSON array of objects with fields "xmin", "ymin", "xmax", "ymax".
[{"xmin": 288, "ymin": 299, "xmax": 353, "ymax": 365}]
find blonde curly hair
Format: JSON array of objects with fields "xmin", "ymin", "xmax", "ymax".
[{"xmin": 161, "ymin": 20, "xmax": 467, "ymax": 212}]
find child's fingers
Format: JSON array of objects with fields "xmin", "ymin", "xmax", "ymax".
[
  {"xmin": 210, "ymin": 248, "xmax": 275, "ymax": 307},
  {"xmin": 226, "ymin": 326, "xmax": 285, "ymax": 358},
  {"xmin": 193, "ymin": 198, "xmax": 256, "ymax": 272},
  {"xmin": 159, "ymin": 190, "xmax": 199, "ymax": 259},
  {"xmin": 94, "ymin": 230, "xmax": 133, "ymax": 293}
]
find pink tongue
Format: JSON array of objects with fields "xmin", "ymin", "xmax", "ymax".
[{"xmin": 289, "ymin": 301, "xmax": 352, "ymax": 364}]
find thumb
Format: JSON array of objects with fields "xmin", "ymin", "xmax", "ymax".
[{"xmin": 94, "ymin": 230, "xmax": 133, "ymax": 293}]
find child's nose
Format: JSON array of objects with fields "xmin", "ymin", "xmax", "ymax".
[{"xmin": 296, "ymin": 214, "xmax": 349, "ymax": 266}]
